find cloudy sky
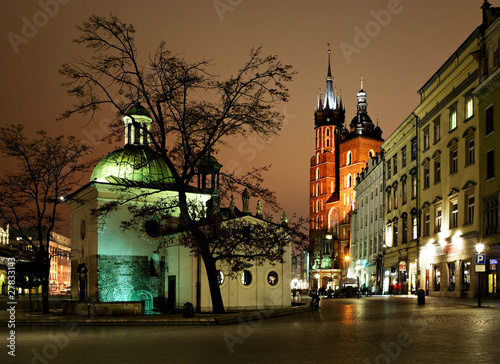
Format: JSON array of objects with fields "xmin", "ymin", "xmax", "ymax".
[{"xmin": 0, "ymin": 0, "xmax": 493, "ymax": 234}]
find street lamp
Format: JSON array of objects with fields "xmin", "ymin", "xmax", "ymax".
[
  {"xmin": 314, "ymin": 273, "xmax": 320, "ymax": 292},
  {"xmin": 476, "ymin": 243, "xmax": 484, "ymax": 308}
]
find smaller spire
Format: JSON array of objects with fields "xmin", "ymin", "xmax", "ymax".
[
  {"xmin": 360, "ymin": 75, "xmax": 364, "ymax": 91},
  {"xmin": 327, "ymin": 43, "xmax": 332, "ymax": 77}
]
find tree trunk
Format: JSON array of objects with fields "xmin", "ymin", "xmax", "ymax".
[
  {"xmin": 201, "ymin": 252, "xmax": 225, "ymax": 314},
  {"xmin": 40, "ymin": 257, "xmax": 50, "ymax": 314}
]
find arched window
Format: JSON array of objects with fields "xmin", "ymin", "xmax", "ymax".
[
  {"xmin": 369, "ymin": 149, "xmax": 375, "ymax": 158},
  {"xmin": 316, "ymin": 153, "xmax": 320, "ymax": 164},
  {"xmin": 346, "ymin": 174, "xmax": 352, "ymax": 188},
  {"xmin": 316, "ymin": 168, "xmax": 320, "ymax": 180},
  {"xmin": 329, "ymin": 208, "xmax": 339, "ymax": 237},
  {"xmin": 347, "ymin": 151, "xmax": 352, "ymax": 165}
]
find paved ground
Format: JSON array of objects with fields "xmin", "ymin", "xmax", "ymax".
[{"xmin": 4, "ymin": 295, "xmax": 500, "ymax": 364}]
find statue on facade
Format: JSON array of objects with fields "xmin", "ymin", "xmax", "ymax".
[
  {"xmin": 256, "ymin": 200, "xmax": 263, "ymax": 218},
  {"xmin": 242, "ymin": 188, "xmax": 250, "ymax": 214}
]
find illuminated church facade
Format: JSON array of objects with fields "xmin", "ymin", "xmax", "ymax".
[
  {"xmin": 68, "ymin": 105, "xmax": 291, "ymax": 314},
  {"xmin": 308, "ymin": 51, "xmax": 384, "ymax": 291}
]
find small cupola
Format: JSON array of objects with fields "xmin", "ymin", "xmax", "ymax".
[
  {"xmin": 123, "ymin": 103, "xmax": 152, "ymax": 146},
  {"xmin": 196, "ymin": 154, "xmax": 222, "ymax": 191}
]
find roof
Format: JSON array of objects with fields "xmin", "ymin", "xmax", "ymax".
[{"xmin": 90, "ymin": 145, "xmax": 176, "ymax": 185}]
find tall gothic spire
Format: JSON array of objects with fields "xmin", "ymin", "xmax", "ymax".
[{"xmin": 323, "ymin": 46, "xmax": 337, "ymax": 110}]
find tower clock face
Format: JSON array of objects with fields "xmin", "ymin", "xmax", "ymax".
[{"xmin": 80, "ymin": 219, "xmax": 86, "ymax": 241}]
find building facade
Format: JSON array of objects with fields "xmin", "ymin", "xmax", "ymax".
[
  {"xmin": 349, "ymin": 151, "xmax": 385, "ymax": 294},
  {"xmin": 414, "ymin": 2, "xmax": 500, "ymax": 299},
  {"xmin": 473, "ymin": 1, "xmax": 500, "ymax": 299},
  {"xmin": 69, "ymin": 105, "xmax": 291, "ymax": 312},
  {"xmin": 308, "ymin": 50, "xmax": 383, "ymax": 291},
  {"xmin": 380, "ymin": 113, "xmax": 420, "ymax": 295}
]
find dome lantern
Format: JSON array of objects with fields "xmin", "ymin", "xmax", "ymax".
[{"xmin": 123, "ymin": 103, "xmax": 152, "ymax": 146}]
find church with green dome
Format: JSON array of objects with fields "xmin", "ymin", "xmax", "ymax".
[{"xmin": 66, "ymin": 105, "xmax": 291, "ymax": 314}]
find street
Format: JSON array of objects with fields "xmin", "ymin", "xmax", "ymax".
[{"xmin": 9, "ymin": 296, "xmax": 500, "ymax": 364}]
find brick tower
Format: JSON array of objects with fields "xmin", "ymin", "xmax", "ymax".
[{"xmin": 309, "ymin": 51, "xmax": 383, "ymax": 292}]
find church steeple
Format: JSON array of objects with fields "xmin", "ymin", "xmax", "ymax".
[
  {"xmin": 323, "ymin": 47, "xmax": 337, "ymax": 110},
  {"xmin": 314, "ymin": 46, "xmax": 345, "ymax": 128}
]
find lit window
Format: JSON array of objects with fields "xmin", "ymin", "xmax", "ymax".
[
  {"xmin": 346, "ymin": 174, "xmax": 352, "ymax": 188},
  {"xmin": 411, "ymin": 174, "xmax": 417, "ymax": 199},
  {"xmin": 241, "ymin": 270, "xmax": 252, "ymax": 286},
  {"xmin": 466, "ymin": 194, "xmax": 475, "ymax": 225},
  {"xmin": 217, "ymin": 270, "xmax": 225, "ymax": 285},
  {"xmin": 436, "ymin": 207, "xmax": 442, "ymax": 233},
  {"xmin": 449, "ymin": 109, "xmax": 457, "ymax": 131},
  {"xmin": 412, "ymin": 214, "xmax": 418, "ymax": 240},
  {"xmin": 424, "ymin": 212, "xmax": 430, "ymax": 237},
  {"xmin": 450, "ymin": 200, "xmax": 459, "ymax": 229},
  {"xmin": 434, "ymin": 118, "xmax": 441, "ymax": 143},
  {"xmin": 423, "ymin": 127, "xmax": 430, "ymax": 150},
  {"xmin": 393, "ymin": 186, "xmax": 398, "ymax": 209},
  {"xmin": 402, "ymin": 179, "xmax": 407, "ymax": 205},
  {"xmin": 267, "ymin": 271, "xmax": 279, "ymax": 286},
  {"xmin": 434, "ymin": 265, "xmax": 441, "ymax": 291},
  {"xmin": 462, "ymin": 261, "xmax": 470, "ymax": 291},
  {"xmin": 465, "ymin": 97, "xmax": 474, "ymax": 119}
]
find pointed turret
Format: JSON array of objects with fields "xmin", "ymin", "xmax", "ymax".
[
  {"xmin": 323, "ymin": 48, "xmax": 337, "ymax": 110},
  {"xmin": 314, "ymin": 47, "xmax": 345, "ymax": 128}
]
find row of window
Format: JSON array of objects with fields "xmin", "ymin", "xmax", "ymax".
[
  {"xmin": 216, "ymin": 270, "xmax": 280, "ymax": 288},
  {"xmin": 387, "ymin": 191, "xmax": 499, "ymax": 246},
  {"xmin": 386, "ymin": 175, "xmax": 417, "ymax": 213},
  {"xmin": 433, "ymin": 261, "xmax": 470, "ymax": 292},
  {"xmin": 386, "ymin": 139, "xmax": 417, "ymax": 180},
  {"xmin": 386, "ymin": 213, "xmax": 418, "ymax": 247},
  {"xmin": 353, "ymin": 234, "xmax": 383, "ymax": 260}
]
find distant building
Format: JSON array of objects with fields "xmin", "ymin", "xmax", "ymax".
[
  {"xmin": 308, "ymin": 49, "xmax": 383, "ymax": 292},
  {"xmin": 381, "ymin": 113, "xmax": 420, "ymax": 295},
  {"xmin": 350, "ymin": 151, "xmax": 385, "ymax": 294},
  {"xmin": 8, "ymin": 227, "xmax": 71, "ymax": 295}
]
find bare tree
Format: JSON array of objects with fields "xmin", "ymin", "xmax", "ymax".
[
  {"xmin": 60, "ymin": 15, "xmax": 296, "ymax": 313},
  {"xmin": 0, "ymin": 124, "xmax": 90, "ymax": 314}
]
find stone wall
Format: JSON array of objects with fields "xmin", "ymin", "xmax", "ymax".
[{"xmin": 97, "ymin": 255, "xmax": 165, "ymax": 311}]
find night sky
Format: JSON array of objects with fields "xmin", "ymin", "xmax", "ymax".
[{"xmin": 0, "ymin": 0, "xmax": 493, "ymax": 235}]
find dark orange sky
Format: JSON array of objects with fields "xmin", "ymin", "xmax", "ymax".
[{"xmin": 0, "ymin": 0, "xmax": 493, "ymax": 235}]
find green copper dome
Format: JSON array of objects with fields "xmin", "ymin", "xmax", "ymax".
[
  {"xmin": 91, "ymin": 145, "xmax": 175, "ymax": 184},
  {"xmin": 126, "ymin": 104, "xmax": 151, "ymax": 118}
]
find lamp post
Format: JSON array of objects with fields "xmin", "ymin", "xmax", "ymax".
[
  {"xmin": 476, "ymin": 243, "xmax": 485, "ymax": 308},
  {"xmin": 314, "ymin": 273, "xmax": 320, "ymax": 292}
]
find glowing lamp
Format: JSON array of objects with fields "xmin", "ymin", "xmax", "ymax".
[{"xmin": 475, "ymin": 243, "xmax": 484, "ymax": 254}]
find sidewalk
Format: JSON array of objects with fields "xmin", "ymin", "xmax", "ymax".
[
  {"xmin": 0, "ymin": 301, "xmax": 314, "ymax": 326},
  {"xmin": 385, "ymin": 293, "xmax": 500, "ymax": 308}
]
